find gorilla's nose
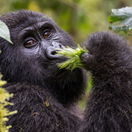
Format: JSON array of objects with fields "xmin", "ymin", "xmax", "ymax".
[{"xmin": 46, "ymin": 42, "xmax": 65, "ymax": 59}]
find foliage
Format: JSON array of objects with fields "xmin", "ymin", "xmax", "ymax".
[
  {"xmin": 57, "ymin": 45, "xmax": 88, "ymax": 70},
  {"xmin": 108, "ymin": 7, "xmax": 132, "ymax": 34},
  {"xmin": 0, "ymin": 76, "xmax": 17, "ymax": 132},
  {"xmin": 0, "ymin": 20, "xmax": 13, "ymax": 44},
  {"xmin": 0, "ymin": 21, "xmax": 16, "ymax": 131},
  {"xmin": 0, "ymin": 0, "xmax": 131, "ymax": 42}
]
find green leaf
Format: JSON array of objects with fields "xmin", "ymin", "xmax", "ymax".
[
  {"xmin": 57, "ymin": 45, "xmax": 88, "ymax": 71},
  {"xmin": 0, "ymin": 76, "xmax": 17, "ymax": 132},
  {"xmin": 0, "ymin": 20, "xmax": 13, "ymax": 44},
  {"xmin": 108, "ymin": 15, "xmax": 125, "ymax": 23},
  {"xmin": 108, "ymin": 7, "xmax": 132, "ymax": 34}
]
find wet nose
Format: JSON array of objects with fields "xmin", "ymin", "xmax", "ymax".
[{"xmin": 46, "ymin": 42, "xmax": 65, "ymax": 59}]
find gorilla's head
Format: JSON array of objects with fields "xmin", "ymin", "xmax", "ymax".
[{"xmin": 0, "ymin": 10, "xmax": 86, "ymax": 104}]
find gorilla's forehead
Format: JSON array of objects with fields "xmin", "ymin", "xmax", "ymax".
[
  {"xmin": 18, "ymin": 16, "xmax": 56, "ymax": 31},
  {"xmin": 0, "ymin": 10, "xmax": 56, "ymax": 30}
]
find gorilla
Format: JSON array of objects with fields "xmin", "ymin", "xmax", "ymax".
[
  {"xmin": 0, "ymin": 10, "xmax": 131, "ymax": 132},
  {"xmin": 0, "ymin": 10, "xmax": 86, "ymax": 132}
]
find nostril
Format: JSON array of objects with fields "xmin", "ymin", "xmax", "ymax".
[
  {"xmin": 59, "ymin": 44, "xmax": 62, "ymax": 48},
  {"xmin": 59, "ymin": 44, "xmax": 65, "ymax": 49},
  {"xmin": 51, "ymin": 50, "xmax": 57, "ymax": 55}
]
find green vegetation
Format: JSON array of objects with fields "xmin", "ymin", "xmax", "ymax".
[
  {"xmin": 57, "ymin": 45, "xmax": 87, "ymax": 70},
  {"xmin": 108, "ymin": 7, "xmax": 132, "ymax": 34},
  {"xmin": 0, "ymin": 21, "xmax": 13, "ymax": 44},
  {"xmin": 0, "ymin": 0, "xmax": 131, "ymax": 42},
  {"xmin": 0, "ymin": 21, "xmax": 16, "ymax": 132},
  {"xmin": 0, "ymin": 76, "xmax": 17, "ymax": 132}
]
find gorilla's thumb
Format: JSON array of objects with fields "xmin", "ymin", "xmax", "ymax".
[{"xmin": 81, "ymin": 53, "xmax": 94, "ymax": 70}]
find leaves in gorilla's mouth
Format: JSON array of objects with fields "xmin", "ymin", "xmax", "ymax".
[
  {"xmin": 57, "ymin": 45, "xmax": 88, "ymax": 71},
  {"xmin": 0, "ymin": 20, "xmax": 13, "ymax": 44}
]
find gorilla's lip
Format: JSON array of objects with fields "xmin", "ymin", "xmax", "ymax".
[
  {"xmin": 45, "ymin": 52, "xmax": 67, "ymax": 65},
  {"xmin": 42, "ymin": 53, "xmax": 67, "ymax": 71}
]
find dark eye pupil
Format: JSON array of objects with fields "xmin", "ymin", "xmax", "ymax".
[
  {"xmin": 27, "ymin": 40, "xmax": 33, "ymax": 45},
  {"xmin": 43, "ymin": 31, "xmax": 51, "ymax": 38},
  {"xmin": 24, "ymin": 39, "xmax": 36, "ymax": 48}
]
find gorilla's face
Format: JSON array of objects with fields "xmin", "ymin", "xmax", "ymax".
[
  {"xmin": 0, "ymin": 10, "xmax": 79, "ymax": 84},
  {"xmin": 0, "ymin": 10, "xmax": 86, "ymax": 105}
]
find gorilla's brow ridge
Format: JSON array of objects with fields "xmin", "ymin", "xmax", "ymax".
[{"xmin": 18, "ymin": 21, "xmax": 55, "ymax": 40}]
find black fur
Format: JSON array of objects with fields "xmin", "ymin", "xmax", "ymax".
[
  {"xmin": 80, "ymin": 32, "xmax": 132, "ymax": 132},
  {"xmin": 0, "ymin": 10, "xmax": 86, "ymax": 132}
]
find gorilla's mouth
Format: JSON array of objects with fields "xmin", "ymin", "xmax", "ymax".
[{"xmin": 51, "ymin": 50, "xmax": 57, "ymax": 55}]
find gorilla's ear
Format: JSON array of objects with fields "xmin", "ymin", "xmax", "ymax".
[{"xmin": 0, "ymin": 20, "xmax": 13, "ymax": 44}]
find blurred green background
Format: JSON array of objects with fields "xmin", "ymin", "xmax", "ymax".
[
  {"xmin": 0, "ymin": 0, "xmax": 131, "ymax": 109},
  {"xmin": 0, "ymin": 0, "xmax": 131, "ymax": 42}
]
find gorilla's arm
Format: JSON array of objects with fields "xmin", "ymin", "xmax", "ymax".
[
  {"xmin": 79, "ymin": 32, "xmax": 132, "ymax": 132},
  {"xmin": 5, "ymin": 83, "xmax": 80, "ymax": 132}
]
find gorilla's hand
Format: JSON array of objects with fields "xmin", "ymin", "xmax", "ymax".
[{"xmin": 81, "ymin": 32, "xmax": 131, "ymax": 76}]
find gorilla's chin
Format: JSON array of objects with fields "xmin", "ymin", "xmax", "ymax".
[{"xmin": 48, "ymin": 67, "xmax": 83, "ymax": 81}]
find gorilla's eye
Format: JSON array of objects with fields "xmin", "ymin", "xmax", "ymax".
[
  {"xmin": 43, "ymin": 29, "xmax": 52, "ymax": 39},
  {"xmin": 24, "ymin": 39, "xmax": 37, "ymax": 48}
]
